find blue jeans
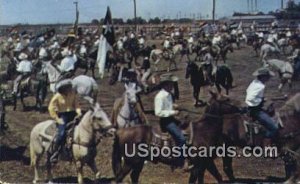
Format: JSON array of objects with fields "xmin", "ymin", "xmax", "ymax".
[
  {"xmin": 164, "ymin": 120, "xmax": 186, "ymax": 165},
  {"xmin": 56, "ymin": 111, "xmax": 77, "ymax": 144},
  {"xmin": 295, "ymin": 60, "xmax": 300, "ymax": 78},
  {"xmin": 254, "ymin": 110, "xmax": 278, "ymax": 138}
]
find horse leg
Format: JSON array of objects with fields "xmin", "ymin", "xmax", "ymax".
[
  {"xmin": 188, "ymin": 166, "xmax": 199, "ymax": 184},
  {"xmin": 115, "ymin": 161, "xmax": 132, "ymax": 182},
  {"xmin": 130, "ymin": 161, "xmax": 145, "ymax": 183},
  {"xmin": 46, "ymin": 159, "xmax": 53, "ymax": 182},
  {"xmin": 13, "ymin": 93, "xmax": 17, "ymax": 111},
  {"xmin": 87, "ymin": 160, "xmax": 101, "ymax": 180},
  {"xmin": 32, "ymin": 155, "xmax": 42, "ymax": 183},
  {"xmin": 206, "ymin": 159, "xmax": 223, "ymax": 182},
  {"xmin": 197, "ymin": 164, "xmax": 206, "ymax": 184},
  {"xmin": 20, "ymin": 90, "xmax": 26, "ymax": 111},
  {"xmin": 76, "ymin": 160, "xmax": 84, "ymax": 184}
]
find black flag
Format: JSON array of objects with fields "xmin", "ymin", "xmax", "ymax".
[{"xmin": 102, "ymin": 6, "xmax": 115, "ymax": 46}]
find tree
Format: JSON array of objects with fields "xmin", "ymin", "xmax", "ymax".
[
  {"xmin": 148, "ymin": 17, "xmax": 161, "ymax": 24},
  {"xmin": 91, "ymin": 19, "xmax": 99, "ymax": 25}
]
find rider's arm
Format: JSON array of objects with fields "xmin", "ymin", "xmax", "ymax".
[{"xmin": 48, "ymin": 93, "xmax": 61, "ymax": 123}]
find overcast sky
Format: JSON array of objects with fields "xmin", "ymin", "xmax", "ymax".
[{"xmin": 0, "ymin": 0, "xmax": 299, "ymax": 25}]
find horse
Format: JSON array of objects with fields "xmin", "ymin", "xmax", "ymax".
[
  {"xmin": 264, "ymin": 59, "xmax": 294, "ymax": 91},
  {"xmin": 111, "ymin": 83, "xmax": 147, "ymax": 129},
  {"xmin": 30, "ymin": 102, "xmax": 115, "ymax": 184},
  {"xmin": 278, "ymin": 38, "xmax": 289, "ymax": 55},
  {"xmin": 111, "ymin": 92, "xmax": 241, "ymax": 183},
  {"xmin": 260, "ymin": 43, "xmax": 281, "ymax": 61},
  {"xmin": 186, "ymin": 61, "xmax": 233, "ymax": 106},
  {"xmin": 218, "ymin": 44, "xmax": 234, "ymax": 63},
  {"xmin": 11, "ymin": 60, "xmax": 48, "ymax": 111},
  {"xmin": 43, "ymin": 61, "xmax": 98, "ymax": 101},
  {"xmin": 221, "ymin": 93, "xmax": 300, "ymax": 183}
]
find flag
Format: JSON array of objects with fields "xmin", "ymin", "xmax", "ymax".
[
  {"xmin": 237, "ymin": 21, "xmax": 243, "ymax": 30},
  {"xmin": 96, "ymin": 6, "xmax": 115, "ymax": 78}
]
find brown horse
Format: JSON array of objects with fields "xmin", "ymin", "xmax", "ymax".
[
  {"xmin": 221, "ymin": 93, "xmax": 300, "ymax": 183},
  {"xmin": 111, "ymin": 92, "xmax": 241, "ymax": 183}
]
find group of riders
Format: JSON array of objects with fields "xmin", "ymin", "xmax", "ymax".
[{"xmin": 1, "ymin": 21, "xmax": 300, "ymax": 175}]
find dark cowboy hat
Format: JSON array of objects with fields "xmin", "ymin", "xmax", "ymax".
[
  {"xmin": 55, "ymin": 79, "xmax": 73, "ymax": 92},
  {"xmin": 252, "ymin": 67, "xmax": 275, "ymax": 77}
]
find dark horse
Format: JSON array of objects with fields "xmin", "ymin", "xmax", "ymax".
[
  {"xmin": 186, "ymin": 61, "xmax": 233, "ymax": 106},
  {"xmin": 12, "ymin": 61, "xmax": 48, "ymax": 111},
  {"xmin": 111, "ymin": 92, "xmax": 241, "ymax": 183},
  {"xmin": 220, "ymin": 93, "xmax": 300, "ymax": 183},
  {"xmin": 74, "ymin": 48, "xmax": 97, "ymax": 78}
]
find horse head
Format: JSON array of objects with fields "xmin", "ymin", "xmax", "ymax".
[
  {"xmin": 90, "ymin": 102, "xmax": 114, "ymax": 133},
  {"xmin": 207, "ymin": 90, "xmax": 241, "ymax": 115},
  {"xmin": 124, "ymin": 83, "xmax": 139, "ymax": 107}
]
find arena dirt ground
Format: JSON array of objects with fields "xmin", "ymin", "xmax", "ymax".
[{"xmin": 1, "ymin": 40, "xmax": 299, "ymax": 183}]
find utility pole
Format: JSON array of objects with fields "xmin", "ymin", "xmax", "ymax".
[
  {"xmin": 133, "ymin": 0, "xmax": 137, "ymax": 32},
  {"xmin": 212, "ymin": 0, "xmax": 216, "ymax": 24},
  {"xmin": 281, "ymin": 0, "xmax": 284, "ymax": 9},
  {"xmin": 73, "ymin": 1, "xmax": 79, "ymax": 36}
]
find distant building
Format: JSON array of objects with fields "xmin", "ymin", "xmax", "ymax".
[{"xmin": 229, "ymin": 15, "xmax": 276, "ymax": 24}]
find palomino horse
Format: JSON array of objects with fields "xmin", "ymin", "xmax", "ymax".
[
  {"xmin": 43, "ymin": 61, "xmax": 98, "ymax": 101},
  {"xmin": 260, "ymin": 43, "xmax": 281, "ymax": 61},
  {"xmin": 111, "ymin": 83, "xmax": 147, "ymax": 129},
  {"xmin": 111, "ymin": 92, "xmax": 241, "ymax": 183},
  {"xmin": 221, "ymin": 93, "xmax": 300, "ymax": 183},
  {"xmin": 30, "ymin": 102, "xmax": 115, "ymax": 184},
  {"xmin": 264, "ymin": 59, "xmax": 294, "ymax": 91}
]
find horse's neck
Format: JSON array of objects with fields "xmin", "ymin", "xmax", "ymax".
[
  {"xmin": 77, "ymin": 111, "xmax": 94, "ymax": 138},
  {"xmin": 47, "ymin": 63, "xmax": 60, "ymax": 82},
  {"xmin": 120, "ymin": 96, "xmax": 132, "ymax": 116}
]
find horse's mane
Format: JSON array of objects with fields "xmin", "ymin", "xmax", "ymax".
[{"xmin": 278, "ymin": 93, "xmax": 300, "ymax": 116}]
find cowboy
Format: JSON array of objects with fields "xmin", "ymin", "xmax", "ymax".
[
  {"xmin": 12, "ymin": 53, "xmax": 33, "ymax": 95},
  {"xmin": 163, "ymin": 36, "xmax": 171, "ymax": 51},
  {"xmin": 59, "ymin": 48, "xmax": 76, "ymax": 79},
  {"xmin": 48, "ymin": 79, "xmax": 82, "ymax": 162},
  {"xmin": 245, "ymin": 67, "xmax": 279, "ymax": 144},
  {"xmin": 187, "ymin": 33, "xmax": 194, "ymax": 54},
  {"xmin": 138, "ymin": 34, "xmax": 145, "ymax": 49},
  {"xmin": 154, "ymin": 74, "xmax": 189, "ymax": 170},
  {"xmin": 139, "ymin": 57, "xmax": 151, "ymax": 91}
]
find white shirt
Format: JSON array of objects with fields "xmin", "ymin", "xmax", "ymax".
[
  {"xmin": 155, "ymin": 89, "xmax": 176, "ymax": 118},
  {"xmin": 79, "ymin": 45, "xmax": 87, "ymax": 55},
  {"xmin": 14, "ymin": 42, "xmax": 23, "ymax": 52},
  {"xmin": 245, "ymin": 79, "xmax": 265, "ymax": 107},
  {"xmin": 17, "ymin": 60, "xmax": 32, "ymax": 73},
  {"xmin": 59, "ymin": 56, "xmax": 76, "ymax": 72},
  {"xmin": 203, "ymin": 53, "xmax": 213, "ymax": 64},
  {"xmin": 117, "ymin": 40, "xmax": 123, "ymax": 50},
  {"xmin": 39, "ymin": 47, "xmax": 48, "ymax": 58},
  {"xmin": 188, "ymin": 36, "xmax": 194, "ymax": 44},
  {"xmin": 138, "ymin": 38, "xmax": 145, "ymax": 45},
  {"xmin": 163, "ymin": 40, "xmax": 170, "ymax": 49}
]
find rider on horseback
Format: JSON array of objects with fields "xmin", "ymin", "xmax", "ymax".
[
  {"xmin": 48, "ymin": 79, "xmax": 82, "ymax": 162},
  {"xmin": 12, "ymin": 53, "xmax": 33, "ymax": 96},
  {"xmin": 58, "ymin": 48, "xmax": 76, "ymax": 80},
  {"xmin": 245, "ymin": 67, "xmax": 279, "ymax": 145},
  {"xmin": 154, "ymin": 74, "xmax": 190, "ymax": 170}
]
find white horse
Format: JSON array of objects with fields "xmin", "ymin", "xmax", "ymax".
[
  {"xmin": 260, "ymin": 43, "xmax": 281, "ymax": 61},
  {"xmin": 264, "ymin": 59, "xmax": 294, "ymax": 91},
  {"xmin": 30, "ymin": 102, "xmax": 115, "ymax": 184},
  {"xmin": 111, "ymin": 83, "xmax": 147, "ymax": 128},
  {"xmin": 43, "ymin": 61, "xmax": 98, "ymax": 101}
]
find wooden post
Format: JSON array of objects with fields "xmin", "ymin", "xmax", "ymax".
[
  {"xmin": 212, "ymin": 0, "xmax": 216, "ymax": 24},
  {"xmin": 133, "ymin": 0, "xmax": 137, "ymax": 32}
]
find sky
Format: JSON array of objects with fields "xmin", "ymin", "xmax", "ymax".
[{"xmin": 0, "ymin": 0, "xmax": 299, "ymax": 25}]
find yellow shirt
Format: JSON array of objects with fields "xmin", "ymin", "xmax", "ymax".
[{"xmin": 48, "ymin": 92, "xmax": 81, "ymax": 121}]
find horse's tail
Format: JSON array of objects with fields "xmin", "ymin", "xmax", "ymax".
[{"xmin": 112, "ymin": 132, "xmax": 122, "ymax": 176}]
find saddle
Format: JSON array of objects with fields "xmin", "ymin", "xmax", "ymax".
[
  {"xmin": 243, "ymin": 108, "xmax": 284, "ymax": 146},
  {"xmin": 150, "ymin": 127, "xmax": 190, "ymax": 149}
]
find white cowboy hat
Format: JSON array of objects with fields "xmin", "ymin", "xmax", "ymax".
[
  {"xmin": 61, "ymin": 48, "xmax": 72, "ymax": 57},
  {"xmin": 18, "ymin": 53, "xmax": 28, "ymax": 60},
  {"xmin": 159, "ymin": 73, "xmax": 179, "ymax": 83},
  {"xmin": 55, "ymin": 79, "xmax": 73, "ymax": 92},
  {"xmin": 253, "ymin": 67, "xmax": 275, "ymax": 77}
]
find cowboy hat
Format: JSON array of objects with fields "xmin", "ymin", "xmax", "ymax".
[
  {"xmin": 159, "ymin": 73, "xmax": 179, "ymax": 83},
  {"xmin": 61, "ymin": 48, "xmax": 72, "ymax": 57},
  {"xmin": 18, "ymin": 53, "xmax": 28, "ymax": 60},
  {"xmin": 252, "ymin": 67, "xmax": 275, "ymax": 77},
  {"xmin": 55, "ymin": 79, "xmax": 73, "ymax": 92}
]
